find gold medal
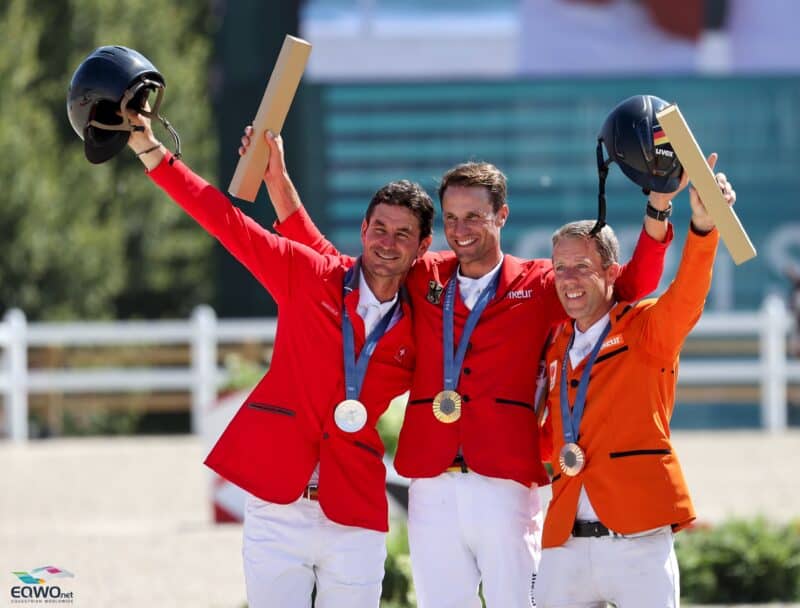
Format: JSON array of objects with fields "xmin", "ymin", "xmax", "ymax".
[
  {"xmin": 432, "ymin": 390, "xmax": 462, "ymax": 423},
  {"xmin": 559, "ymin": 442, "xmax": 586, "ymax": 476},
  {"xmin": 334, "ymin": 399, "xmax": 368, "ymax": 433}
]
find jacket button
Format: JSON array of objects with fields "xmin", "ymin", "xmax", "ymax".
[
  {"xmin": 323, "ymin": 432, "xmax": 329, "ymax": 439},
  {"xmin": 462, "ymin": 395, "xmax": 470, "ymax": 403},
  {"xmin": 463, "ymin": 368, "xmax": 471, "ymax": 375},
  {"xmin": 570, "ymin": 379, "xmax": 579, "ymax": 388}
]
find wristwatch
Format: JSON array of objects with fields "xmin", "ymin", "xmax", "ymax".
[{"xmin": 646, "ymin": 201, "xmax": 672, "ymax": 221}]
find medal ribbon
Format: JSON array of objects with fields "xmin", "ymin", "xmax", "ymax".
[
  {"xmin": 559, "ymin": 322, "xmax": 612, "ymax": 443},
  {"xmin": 342, "ymin": 267, "xmax": 400, "ymax": 400},
  {"xmin": 442, "ymin": 270, "xmax": 501, "ymax": 390}
]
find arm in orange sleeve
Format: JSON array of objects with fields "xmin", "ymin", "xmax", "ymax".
[
  {"xmin": 640, "ymin": 227, "xmax": 720, "ymax": 360},
  {"xmin": 613, "ymin": 224, "xmax": 673, "ymax": 302}
]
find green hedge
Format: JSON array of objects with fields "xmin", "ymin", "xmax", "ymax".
[{"xmin": 676, "ymin": 518, "xmax": 800, "ymax": 603}]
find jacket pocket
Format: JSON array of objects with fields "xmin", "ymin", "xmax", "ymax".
[
  {"xmin": 609, "ymin": 448, "xmax": 671, "ymax": 459},
  {"xmin": 594, "ymin": 345, "xmax": 629, "ymax": 364},
  {"xmin": 247, "ymin": 402, "xmax": 296, "ymax": 417},
  {"xmin": 354, "ymin": 440, "xmax": 382, "ymax": 458},
  {"xmin": 495, "ymin": 397, "xmax": 535, "ymax": 412}
]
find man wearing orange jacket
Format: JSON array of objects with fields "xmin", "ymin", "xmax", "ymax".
[
  {"xmin": 242, "ymin": 126, "xmax": 670, "ymax": 607},
  {"xmin": 127, "ymin": 114, "xmax": 433, "ymax": 607},
  {"xmin": 534, "ymin": 154, "xmax": 735, "ymax": 607}
]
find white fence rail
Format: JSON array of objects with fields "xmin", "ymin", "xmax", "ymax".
[{"xmin": 1, "ymin": 296, "xmax": 798, "ymax": 443}]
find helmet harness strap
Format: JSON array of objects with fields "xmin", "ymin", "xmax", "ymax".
[
  {"xmin": 592, "ymin": 138, "xmax": 610, "ymax": 236},
  {"xmin": 86, "ymin": 78, "xmax": 182, "ymax": 160}
]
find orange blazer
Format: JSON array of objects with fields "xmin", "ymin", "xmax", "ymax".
[{"xmin": 542, "ymin": 228, "xmax": 719, "ymax": 548}]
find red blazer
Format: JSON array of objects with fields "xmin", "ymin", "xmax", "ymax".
[
  {"xmin": 149, "ymin": 154, "xmax": 415, "ymax": 532},
  {"xmin": 541, "ymin": 229, "xmax": 718, "ymax": 546},
  {"xmin": 277, "ymin": 207, "xmax": 669, "ymax": 488}
]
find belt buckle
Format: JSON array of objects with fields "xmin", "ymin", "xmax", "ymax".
[
  {"xmin": 446, "ymin": 456, "xmax": 469, "ymax": 473},
  {"xmin": 303, "ymin": 484, "xmax": 319, "ymax": 501},
  {"xmin": 573, "ymin": 521, "xmax": 611, "ymax": 538}
]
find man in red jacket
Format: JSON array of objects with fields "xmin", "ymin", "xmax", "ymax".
[
  {"xmin": 243, "ymin": 127, "xmax": 670, "ymax": 607},
  {"xmin": 126, "ymin": 114, "xmax": 433, "ymax": 608},
  {"xmin": 535, "ymin": 155, "xmax": 734, "ymax": 607}
]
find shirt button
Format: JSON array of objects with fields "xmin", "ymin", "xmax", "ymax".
[
  {"xmin": 570, "ymin": 379, "xmax": 580, "ymax": 388},
  {"xmin": 463, "ymin": 368, "xmax": 471, "ymax": 375}
]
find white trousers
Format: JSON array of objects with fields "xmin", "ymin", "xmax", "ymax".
[
  {"xmin": 407, "ymin": 471, "xmax": 542, "ymax": 608},
  {"xmin": 242, "ymin": 494, "xmax": 386, "ymax": 608},
  {"xmin": 535, "ymin": 526, "xmax": 680, "ymax": 607}
]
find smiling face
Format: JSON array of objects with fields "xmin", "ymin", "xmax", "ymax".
[
  {"xmin": 360, "ymin": 203, "xmax": 430, "ymax": 283},
  {"xmin": 441, "ymin": 185, "xmax": 508, "ymax": 278},
  {"xmin": 552, "ymin": 235, "xmax": 621, "ymax": 331}
]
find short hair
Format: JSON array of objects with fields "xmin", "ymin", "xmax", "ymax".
[
  {"xmin": 438, "ymin": 162, "xmax": 507, "ymax": 213},
  {"xmin": 365, "ymin": 180, "xmax": 434, "ymax": 240},
  {"xmin": 551, "ymin": 220, "xmax": 620, "ymax": 268}
]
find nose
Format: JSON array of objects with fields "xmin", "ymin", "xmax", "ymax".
[
  {"xmin": 376, "ymin": 232, "xmax": 397, "ymax": 249},
  {"xmin": 447, "ymin": 219, "xmax": 470, "ymax": 236}
]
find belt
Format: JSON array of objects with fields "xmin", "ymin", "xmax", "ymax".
[
  {"xmin": 445, "ymin": 455, "xmax": 470, "ymax": 473},
  {"xmin": 572, "ymin": 521, "xmax": 671, "ymax": 539},
  {"xmin": 572, "ymin": 521, "xmax": 611, "ymax": 537},
  {"xmin": 301, "ymin": 484, "xmax": 319, "ymax": 501}
]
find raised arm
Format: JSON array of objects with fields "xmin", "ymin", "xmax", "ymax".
[
  {"xmin": 128, "ymin": 112, "xmax": 325, "ymax": 304},
  {"xmin": 612, "ymin": 160, "xmax": 696, "ymax": 301},
  {"xmin": 641, "ymin": 153, "xmax": 734, "ymax": 359},
  {"xmin": 239, "ymin": 127, "xmax": 341, "ymax": 256},
  {"xmin": 612, "ymin": 221, "xmax": 672, "ymax": 302}
]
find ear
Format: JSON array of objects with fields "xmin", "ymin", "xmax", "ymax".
[
  {"xmin": 606, "ymin": 262, "xmax": 622, "ymax": 284},
  {"xmin": 360, "ymin": 218, "xmax": 368, "ymax": 241},
  {"xmin": 497, "ymin": 204, "xmax": 509, "ymax": 227},
  {"xmin": 416, "ymin": 235, "xmax": 433, "ymax": 259}
]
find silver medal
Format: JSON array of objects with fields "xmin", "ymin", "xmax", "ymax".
[{"xmin": 334, "ymin": 399, "xmax": 368, "ymax": 433}]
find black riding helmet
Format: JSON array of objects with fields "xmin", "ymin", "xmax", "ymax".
[
  {"xmin": 591, "ymin": 94, "xmax": 683, "ymax": 233},
  {"xmin": 67, "ymin": 45, "xmax": 180, "ymax": 164}
]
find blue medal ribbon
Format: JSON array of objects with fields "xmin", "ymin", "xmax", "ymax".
[
  {"xmin": 442, "ymin": 270, "xmax": 501, "ymax": 390},
  {"xmin": 559, "ymin": 322, "xmax": 612, "ymax": 444},
  {"xmin": 342, "ymin": 267, "xmax": 400, "ymax": 400}
]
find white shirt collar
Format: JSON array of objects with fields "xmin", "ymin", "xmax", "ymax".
[
  {"xmin": 357, "ymin": 270, "xmax": 399, "ymax": 334},
  {"xmin": 456, "ymin": 255, "xmax": 504, "ymax": 310},
  {"xmin": 569, "ymin": 310, "xmax": 612, "ymax": 368}
]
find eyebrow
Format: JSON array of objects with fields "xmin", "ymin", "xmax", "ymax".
[{"xmin": 373, "ymin": 219, "xmax": 415, "ymax": 233}]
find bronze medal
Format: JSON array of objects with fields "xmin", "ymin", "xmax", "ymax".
[
  {"xmin": 559, "ymin": 442, "xmax": 586, "ymax": 476},
  {"xmin": 432, "ymin": 390, "xmax": 462, "ymax": 423}
]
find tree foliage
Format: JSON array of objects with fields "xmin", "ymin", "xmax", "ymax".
[{"xmin": 0, "ymin": 0, "xmax": 217, "ymax": 320}]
